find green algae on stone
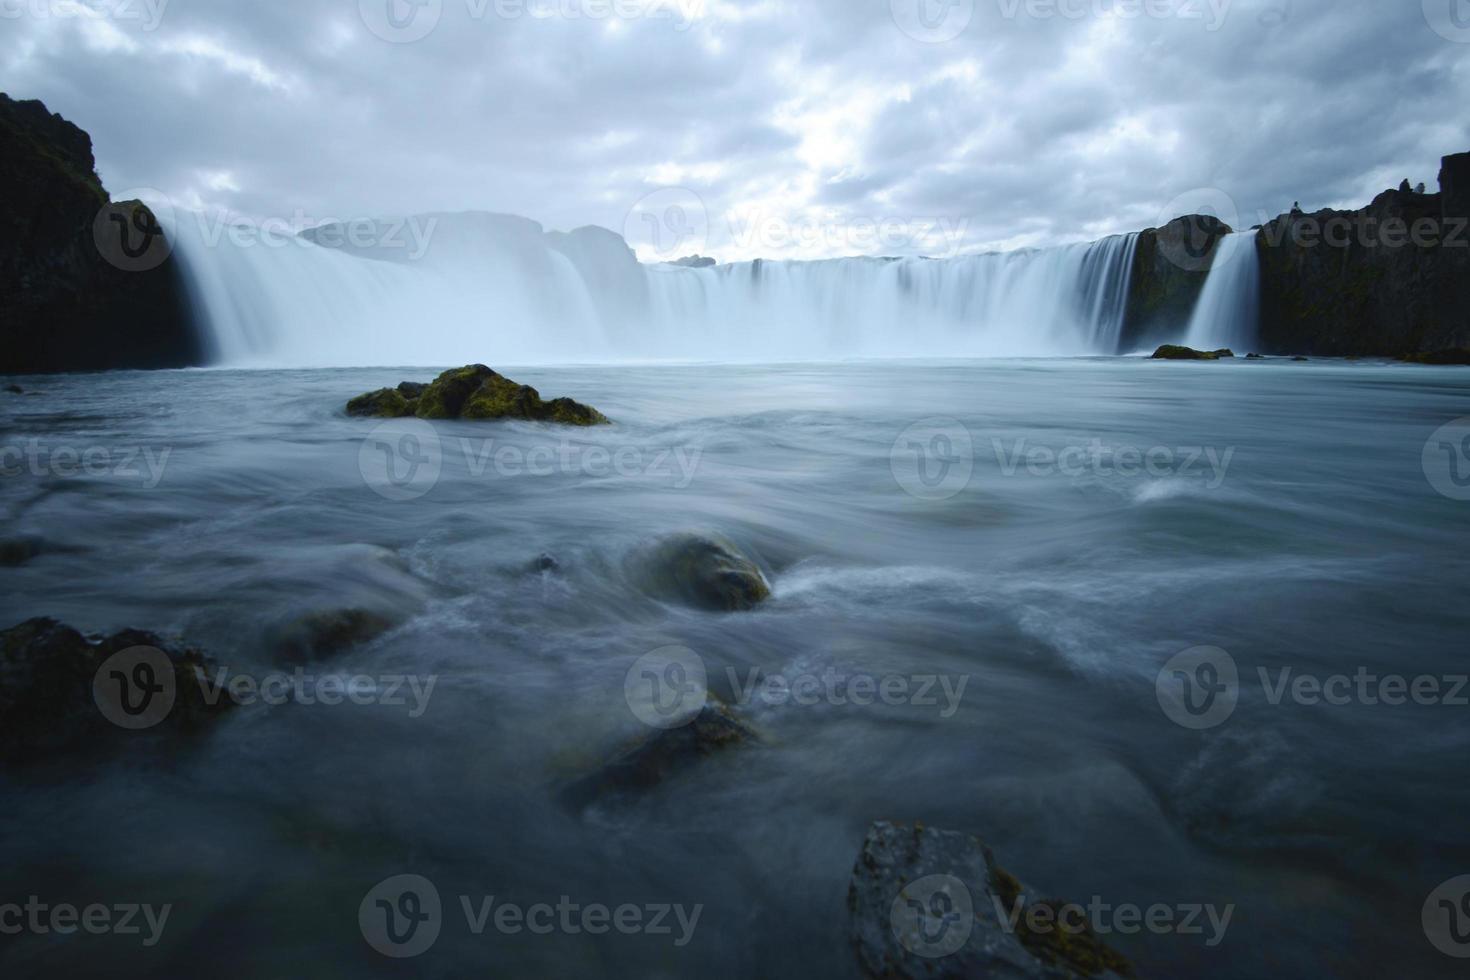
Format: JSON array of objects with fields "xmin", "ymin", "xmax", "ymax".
[{"xmin": 345, "ymin": 365, "xmax": 608, "ymax": 425}]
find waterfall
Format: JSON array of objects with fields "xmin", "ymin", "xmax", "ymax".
[
  {"xmin": 163, "ymin": 210, "xmax": 1142, "ymax": 366},
  {"xmin": 1183, "ymin": 231, "xmax": 1261, "ymax": 352}
]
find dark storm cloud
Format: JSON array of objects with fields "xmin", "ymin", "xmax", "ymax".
[{"xmin": 1, "ymin": 0, "xmax": 1465, "ymax": 260}]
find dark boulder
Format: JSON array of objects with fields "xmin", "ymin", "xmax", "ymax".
[
  {"xmin": 0, "ymin": 617, "xmax": 233, "ymax": 764},
  {"xmin": 848, "ymin": 821, "xmax": 1133, "ymax": 980},
  {"xmin": 0, "ymin": 536, "xmax": 42, "ymax": 567},
  {"xmin": 1399, "ymin": 348, "xmax": 1470, "ymax": 365},
  {"xmin": 270, "ymin": 608, "xmax": 398, "ymax": 664},
  {"xmin": 1151, "ymin": 345, "xmax": 1231, "ymax": 361},
  {"xmin": 347, "ymin": 364, "xmax": 609, "ymax": 425},
  {"xmin": 630, "ymin": 533, "xmax": 772, "ymax": 612},
  {"xmin": 0, "ymin": 94, "xmax": 201, "ymax": 374}
]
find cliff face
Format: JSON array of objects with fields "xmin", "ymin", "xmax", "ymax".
[
  {"xmin": 0, "ymin": 94, "xmax": 201, "ymax": 375},
  {"xmin": 1254, "ymin": 152, "xmax": 1470, "ymax": 356},
  {"xmin": 1120, "ymin": 214, "xmax": 1232, "ymax": 353}
]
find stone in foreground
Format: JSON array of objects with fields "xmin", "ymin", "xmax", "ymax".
[
  {"xmin": 630, "ymin": 533, "xmax": 772, "ymax": 612},
  {"xmin": 1151, "ymin": 345, "xmax": 1235, "ymax": 360},
  {"xmin": 347, "ymin": 364, "xmax": 608, "ymax": 425},
  {"xmin": 1399, "ymin": 348, "xmax": 1470, "ymax": 365},
  {"xmin": 0, "ymin": 618, "xmax": 233, "ymax": 765},
  {"xmin": 848, "ymin": 821, "xmax": 1134, "ymax": 980}
]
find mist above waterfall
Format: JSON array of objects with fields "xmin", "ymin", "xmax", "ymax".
[{"xmin": 165, "ymin": 210, "xmax": 1149, "ymax": 367}]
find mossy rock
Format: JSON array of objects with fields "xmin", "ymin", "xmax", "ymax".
[
  {"xmin": 346, "ymin": 387, "xmax": 414, "ymax": 418},
  {"xmin": 346, "ymin": 365, "xmax": 608, "ymax": 425},
  {"xmin": 1152, "ymin": 345, "xmax": 1230, "ymax": 361},
  {"xmin": 630, "ymin": 533, "xmax": 772, "ymax": 612},
  {"xmin": 271, "ymin": 608, "xmax": 398, "ymax": 664}
]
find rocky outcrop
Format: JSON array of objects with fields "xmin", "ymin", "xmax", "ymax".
[
  {"xmin": 1151, "ymin": 345, "xmax": 1234, "ymax": 361},
  {"xmin": 627, "ymin": 533, "xmax": 772, "ymax": 612},
  {"xmin": 0, "ymin": 617, "xmax": 233, "ymax": 764},
  {"xmin": 269, "ymin": 608, "xmax": 398, "ymax": 664},
  {"xmin": 848, "ymin": 821, "xmax": 1133, "ymax": 980},
  {"xmin": 0, "ymin": 94, "xmax": 201, "ymax": 375},
  {"xmin": 1254, "ymin": 152, "xmax": 1470, "ymax": 356},
  {"xmin": 1120, "ymin": 215, "xmax": 1232, "ymax": 353},
  {"xmin": 347, "ymin": 364, "xmax": 609, "ymax": 425}
]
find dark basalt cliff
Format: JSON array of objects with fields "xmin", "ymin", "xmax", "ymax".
[
  {"xmin": 1121, "ymin": 213, "xmax": 1232, "ymax": 353},
  {"xmin": 1254, "ymin": 152, "xmax": 1470, "ymax": 356},
  {"xmin": 0, "ymin": 93, "xmax": 201, "ymax": 375}
]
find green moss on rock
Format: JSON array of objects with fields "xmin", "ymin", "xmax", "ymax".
[
  {"xmin": 346, "ymin": 364, "xmax": 608, "ymax": 425},
  {"xmin": 1152, "ymin": 345, "xmax": 1233, "ymax": 360}
]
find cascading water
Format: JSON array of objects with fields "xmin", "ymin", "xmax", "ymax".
[
  {"xmin": 163, "ymin": 210, "xmax": 1142, "ymax": 366},
  {"xmin": 1183, "ymin": 231, "xmax": 1261, "ymax": 352}
]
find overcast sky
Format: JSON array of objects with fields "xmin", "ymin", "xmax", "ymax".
[{"xmin": 3, "ymin": 0, "xmax": 1467, "ymax": 261}]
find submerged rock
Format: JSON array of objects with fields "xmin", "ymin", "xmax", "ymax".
[
  {"xmin": 5, "ymin": 384, "xmax": 22, "ymax": 394},
  {"xmin": 0, "ymin": 536, "xmax": 42, "ymax": 566},
  {"xmin": 270, "ymin": 608, "xmax": 397, "ymax": 664},
  {"xmin": 559, "ymin": 698, "xmax": 757, "ymax": 811},
  {"xmin": 1292, "ymin": 356, "xmax": 1310, "ymax": 362},
  {"xmin": 1151, "ymin": 345, "xmax": 1233, "ymax": 361},
  {"xmin": 0, "ymin": 617, "xmax": 233, "ymax": 765},
  {"xmin": 631, "ymin": 533, "xmax": 772, "ymax": 612},
  {"xmin": 346, "ymin": 364, "xmax": 609, "ymax": 425},
  {"xmin": 1399, "ymin": 348, "xmax": 1470, "ymax": 365},
  {"xmin": 848, "ymin": 821, "xmax": 1134, "ymax": 980},
  {"xmin": 1245, "ymin": 353, "xmax": 1265, "ymax": 359}
]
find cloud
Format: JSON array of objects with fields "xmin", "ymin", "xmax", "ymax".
[{"xmin": 1, "ymin": 0, "xmax": 1465, "ymax": 261}]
